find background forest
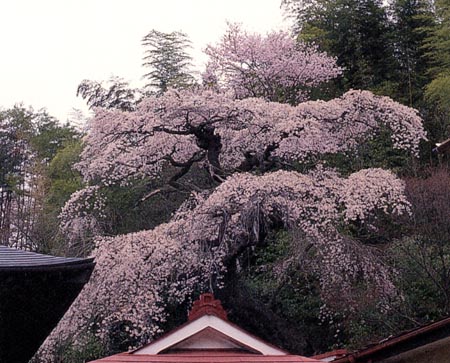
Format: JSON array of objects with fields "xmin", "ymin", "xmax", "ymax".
[{"xmin": 1, "ymin": 0, "xmax": 450, "ymax": 362}]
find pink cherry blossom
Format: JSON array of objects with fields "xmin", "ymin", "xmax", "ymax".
[{"xmin": 203, "ymin": 23, "xmax": 342, "ymax": 103}]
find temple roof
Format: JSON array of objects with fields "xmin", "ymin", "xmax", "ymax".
[
  {"xmin": 0, "ymin": 245, "xmax": 89, "ymax": 270},
  {"xmin": 0, "ymin": 246, "xmax": 95, "ymax": 363},
  {"xmin": 88, "ymin": 293, "xmax": 323, "ymax": 363}
]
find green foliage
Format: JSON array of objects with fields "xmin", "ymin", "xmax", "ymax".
[
  {"xmin": 0, "ymin": 105, "xmax": 81, "ymax": 250},
  {"xmin": 289, "ymin": 0, "xmax": 397, "ymax": 92},
  {"xmin": 389, "ymin": 0, "xmax": 435, "ymax": 107},
  {"xmin": 77, "ymin": 77, "xmax": 142, "ymax": 111},
  {"xmin": 226, "ymin": 230, "xmax": 338, "ymax": 355},
  {"xmin": 99, "ymin": 177, "xmax": 187, "ymax": 236},
  {"xmin": 421, "ymin": 0, "xmax": 450, "ymax": 139},
  {"xmin": 0, "ymin": 106, "xmax": 78, "ymax": 187},
  {"xmin": 47, "ymin": 140, "xmax": 84, "ymax": 208},
  {"xmin": 31, "ymin": 139, "xmax": 85, "ymax": 255},
  {"xmin": 0, "ymin": 106, "xmax": 36, "ymax": 188},
  {"xmin": 389, "ymin": 237, "xmax": 450, "ymax": 321},
  {"xmin": 426, "ymin": 73, "xmax": 450, "ymax": 113},
  {"xmin": 422, "ymin": 0, "xmax": 450, "ymax": 77},
  {"xmin": 31, "ymin": 117, "xmax": 78, "ymax": 161},
  {"xmin": 50, "ymin": 334, "xmax": 104, "ymax": 363},
  {"xmin": 142, "ymin": 30, "xmax": 195, "ymax": 93},
  {"xmin": 322, "ymin": 127, "xmax": 413, "ymax": 176}
]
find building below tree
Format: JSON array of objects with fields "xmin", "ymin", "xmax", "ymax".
[
  {"xmin": 0, "ymin": 246, "xmax": 94, "ymax": 363},
  {"xmin": 88, "ymin": 293, "xmax": 324, "ymax": 363}
]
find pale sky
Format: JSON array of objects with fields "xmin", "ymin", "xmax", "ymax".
[{"xmin": 0, "ymin": 1, "xmax": 287, "ymax": 123}]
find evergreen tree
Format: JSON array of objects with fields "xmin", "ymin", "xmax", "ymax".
[
  {"xmin": 33, "ymin": 140, "xmax": 84, "ymax": 255},
  {"xmin": 423, "ymin": 0, "xmax": 450, "ymax": 76},
  {"xmin": 142, "ymin": 30, "xmax": 195, "ymax": 93},
  {"xmin": 0, "ymin": 106, "xmax": 78, "ymax": 250}
]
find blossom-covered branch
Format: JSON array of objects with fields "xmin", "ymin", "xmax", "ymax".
[{"xmin": 76, "ymin": 89, "xmax": 426, "ymax": 187}]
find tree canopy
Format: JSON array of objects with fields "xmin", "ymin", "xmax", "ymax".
[
  {"xmin": 203, "ymin": 24, "xmax": 342, "ymax": 104},
  {"xmin": 0, "ymin": 106, "xmax": 79, "ymax": 250}
]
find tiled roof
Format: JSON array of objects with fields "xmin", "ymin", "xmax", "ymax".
[{"xmin": 0, "ymin": 245, "xmax": 91, "ymax": 270}]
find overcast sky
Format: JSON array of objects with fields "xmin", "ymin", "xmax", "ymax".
[{"xmin": 0, "ymin": 1, "xmax": 287, "ymax": 123}]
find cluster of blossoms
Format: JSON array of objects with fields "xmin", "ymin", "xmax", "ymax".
[
  {"xmin": 72, "ymin": 88, "xmax": 425, "ymax": 188},
  {"xmin": 203, "ymin": 23, "xmax": 342, "ymax": 103},
  {"xmin": 59, "ymin": 186, "xmax": 106, "ymax": 251},
  {"xmin": 39, "ymin": 222, "xmax": 207, "ymax": 359},
  {"xmin": 341, "ymin": 168, "xmax": 412, "ymax": 223}
]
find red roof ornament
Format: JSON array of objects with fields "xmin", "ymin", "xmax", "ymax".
[{"xmin": 188, "ymin": 293, "xmax": 228, "ymax": 321}]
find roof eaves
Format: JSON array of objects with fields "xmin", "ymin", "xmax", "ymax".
[
  {"xmin": 0, "ymin": 257, "xmax": 95, "ymax": 273},
  {"xmin": 332, "ymin": 316, "xmax": 450, "ymax": 362}
]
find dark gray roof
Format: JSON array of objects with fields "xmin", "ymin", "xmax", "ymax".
[
  {"xmin": 0, "ymin": 245, "xmax": 95, "ymax": 363},
  {"xmin": 0, "ymin": 245, "xmax": 92, "ymax": 270}
]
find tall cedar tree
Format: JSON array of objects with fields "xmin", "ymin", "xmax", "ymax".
[{"xmin": 142, "ymin": 30, "xmax": 195, "ymax": 93}]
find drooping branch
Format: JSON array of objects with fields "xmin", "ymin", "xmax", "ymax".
[{"xmin": 51, "ymin": 168, "xmax": 410, "ymax": 361}]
